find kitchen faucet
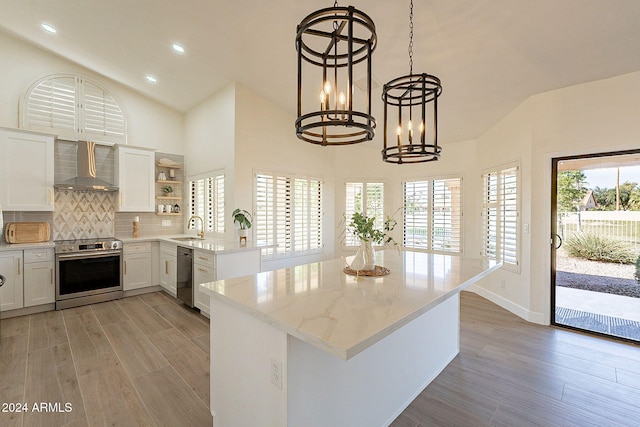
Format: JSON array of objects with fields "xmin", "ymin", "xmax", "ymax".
[{"xmin": 188, "ymin": 215, "xmax": 204, "ymax": 238}]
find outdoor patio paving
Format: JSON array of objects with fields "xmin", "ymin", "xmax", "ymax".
[{"xmin": 555, "ymin": 286, "xmax": 640, "ymax": 341}]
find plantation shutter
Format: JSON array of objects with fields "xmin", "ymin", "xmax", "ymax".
[
  {"xmin": 432, "ymin": 178, "xmax": 462, "ymax": 253},
  {"xmin": 215, "ymin": 176, "xmax": 225, "ymax": 233},
  {"xmin": 189, "ymin": 174, "xmax": 225, "ymax": 233},
  {"xmin": 309, "ymin": 179, "xmax": 323, "ymax": 251},
  {"xmin": 294, "ymin": 178, "xmax": 309, "ymax": 252},
  {"xmin": 81, "ymin": 79, "xmax": 126, "ymax": 141},
  {"xmin": 24, "ymin": 75, "xmax": 77, "ymax": 140},
  {"xmin": 255, "ymin": 174, "xmax": 275, "ymax": 254},
  {"xmin": 256, "ymin": 172, "xmax": 323, "ymax": 258},
  {"xmin": 482, "ymin": 172, "xmax": 499, "ymax": 260},
  {"xmin": 402, "ymin": 177, "xmax": 462, "ymax": 253},
  {"xmin": 501, "ymin": 167, "xmax": 519, "ymax": 267},
  {"xmin": 22, "ymin": 74, "xmax": 126, "ymax": 143},
  {"xmin": 275, "ymin": 175, "xmax": 292, "ymax": 255},
  {"xmin": 344, "ymin": 182, "xmax": 384, "ymax": 246},
  {"xmin": 403, "ymin": 180, "xmax": 430, "ymax": 249},
  {"xmin": 481, "ymin": 165, "xmax": 519, "ymax": 271},
  {"xmin": 366, "ymin": 183, "xmax": 385, "ymax": 235},
  {"xmin": 345, "ymin": 182, "xmax": 364, "ymax": 246}
]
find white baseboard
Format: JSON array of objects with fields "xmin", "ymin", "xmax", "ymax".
[{"xmin": 467, "ymin": 285, "xmax": 546, "ymax": 325}]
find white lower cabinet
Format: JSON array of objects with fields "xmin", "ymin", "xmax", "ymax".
[
  {"xmin": 23, "ymin": 248, "xmax": 54, "ymax": 307},
  {"xmin": 123, "ymin": 242, "xmax": 152, "ymax": 291},
  {"xmin": 193, "ymin": 248, "xmax": 262, "ymax": 317},
  {"xmin": 159, "ymin": 243, "xmax": 177, "ymax": 296},
  {"xmin": 0, "ymin": 250, "xmax": 23, "ymax": 311},
  {"xmin": 194, "ymin": 250, "xmax": 215, "ymax": 316}
]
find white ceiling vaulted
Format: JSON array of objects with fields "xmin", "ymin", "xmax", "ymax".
[{"xmin": 1, "ymin": 0, "xmax": 639, "ymax": 144}]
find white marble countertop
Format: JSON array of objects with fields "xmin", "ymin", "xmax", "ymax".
[
  {"xmin": 0, "ymin": 240, "xmax": 55, "ymax": 251},
  {"xmin": 201, "ymin": 250, "xmax": 500, "ymax": 360},
  {"xmin": 117, "ymin": 235, "xmax": 267, "ymax": 254}
]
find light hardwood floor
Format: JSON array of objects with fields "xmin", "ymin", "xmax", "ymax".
[
  {"xmin": 0, "ymin": 291, "xmax": 211, "ymax": 427},
  {"xmin": 2, "ymin": 291, "xmax": 640, "ymax": 426},
  {"xmin": 392, "ymin": 292, "xmax": 640, "ymax": 427}
]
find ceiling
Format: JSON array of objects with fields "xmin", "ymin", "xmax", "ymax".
[{"xmin": 2, "ymin": 0, "xmax": 640, "ymax": 144}]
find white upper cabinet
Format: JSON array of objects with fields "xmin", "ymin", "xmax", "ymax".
[
  {"xmin": 115, "ymin": 145, "xmax": 155, "ymax": 212},
  {"xmin": 0, "ymin": 128, "xmax": 54, "ymax": 211},
  {"xmin": 21, "ymin": 73, "xmax": 127, "ymax": 145}
]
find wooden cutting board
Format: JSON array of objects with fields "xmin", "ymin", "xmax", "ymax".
[{"xmin": 4, "ymin": 222, "xmax": 51, "ymax": 243}]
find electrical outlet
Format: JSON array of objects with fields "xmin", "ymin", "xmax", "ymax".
[
  {"xmin": 500, "ymin": 279, "xmax": 506, "ymax": 289},
  {"xmin": 271, "ymin": 357, "xmax": 282, "ymax": 389},
  {"xmin": 161, "ymin": 220, "xmax": 171, "ymax": 227}
]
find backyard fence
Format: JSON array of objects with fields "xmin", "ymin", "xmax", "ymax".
[{"xmin": 559, "ymin": 211, "xmax": 640, "ymax": 249}]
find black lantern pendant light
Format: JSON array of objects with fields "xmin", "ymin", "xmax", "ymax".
[
  {"xmin": 382, "ymin": 0, "xmax": 442, "ymax": 164},
  {"xmin": 295, "ymin": 2, "xmax": 377, "ymax": 146}
]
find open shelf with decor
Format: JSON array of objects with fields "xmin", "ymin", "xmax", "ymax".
[{"xmin": 155, "ymin": 155, "xmax": 184, "ymax": 215}]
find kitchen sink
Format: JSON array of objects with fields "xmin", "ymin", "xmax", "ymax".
[{"xmin": 171, "ymin": 237, "xmax": 204, "ymax": 242}]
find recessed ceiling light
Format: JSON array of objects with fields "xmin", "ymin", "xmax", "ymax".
[
  {"xmin": 145, "ymin": 75, "xmax": 158, "ymax": 84},
  {"xmin": 41, "ymin": 23, "xmax": 57, "ymax": 34},
  {"xmin": 171, "ymin": 43, "xmax": 185, "ymax": 54}
]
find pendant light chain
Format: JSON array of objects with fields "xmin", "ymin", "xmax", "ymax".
[
  {"xmin": 408, "ymin": 0, "xmax": 414, "ymax": 75},
  {"xmin": 381, "ymin": 0, "xmax": 442, "ymax": 164}
]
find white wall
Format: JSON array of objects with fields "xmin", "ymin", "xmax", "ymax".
[
  {"xmin": 184, "ymin": 82, "xmax": 236, "ymax": 236},
  {"xmin": 0, "ymin": 32, "xmax": 184, "ymax": 153},
  {"xmin": 233, "ymin": 84, "xmax": 336, "ymax": 270}
]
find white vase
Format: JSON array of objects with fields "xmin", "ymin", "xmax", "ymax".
[
  {"xmin": 238, "ymin": 228, "xmax": 248, "ymax": 245},
  {"xmin": 350, "ymin": 239, "xmax": 376, "ymax": 271}
]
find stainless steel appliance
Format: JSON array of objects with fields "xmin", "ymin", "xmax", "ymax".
[
  {"xmin": 177, "ymin": 247, "xmax": 193, "ymax": 307},
  {"xmin": 55, "ymin": 238, "xmax": 123, "ymax": 309}
]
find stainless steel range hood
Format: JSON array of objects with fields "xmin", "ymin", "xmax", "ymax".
[{"xmin": 54, "ymin": 141, "xmax": 118, "ymax": 191}]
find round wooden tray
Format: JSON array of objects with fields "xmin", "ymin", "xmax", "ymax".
[{"xmin": 343, "ymin": 265, "xmax": 390, "ymax": 277}]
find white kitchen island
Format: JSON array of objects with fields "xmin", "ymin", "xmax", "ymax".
[{"xmin": 200, "ymin": 250, "xmax": 500, "ymax": 427}]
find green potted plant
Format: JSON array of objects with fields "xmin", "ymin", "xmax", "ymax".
[
  {"xmin": 346, "ymin": 212, "xmax": 397, "ymax": 271},
  {"xmin": 232, "ymin": 208, "xmax": 252, "ymax": 243}
]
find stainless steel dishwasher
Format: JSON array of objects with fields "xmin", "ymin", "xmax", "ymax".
[{"xmin": 176, "ymin": 247, "xmax": 194, "ymax": 307}]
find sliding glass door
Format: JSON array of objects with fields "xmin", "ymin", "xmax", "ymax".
[{"xmin": 551, "ymin": 150, "xmax": 640, "ymax": 342}]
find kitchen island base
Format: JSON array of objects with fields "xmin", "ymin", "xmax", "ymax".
[{"xmin": 210, "ymin": 292, "xmax": 460, "ymax": 427}]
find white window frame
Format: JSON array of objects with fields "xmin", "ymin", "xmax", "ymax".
[
  {"xmin": 188, "ymin": 171, "xmax": 225, "ymax": 235},
  {"xmin": 21, "ymin": 73, "xmax": 127, "ymax": 144},
  {"xmin": 402, "ymin": 175, "xmax": 462, "ymax": 254},
  {"xmin": 255, "ymin": 170, "xmax": 323, "ymax": 259},
  {"xmin": 343, "ymin": 181, "xmax": 385, "ymax": 247},
  {"xmin": 481, "ymin": 162, "xmax": 520, "ymax": 272}
]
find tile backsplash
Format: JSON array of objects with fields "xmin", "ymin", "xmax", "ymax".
[{"xmin": 53, "ymin": 190, "xmax": 115, "ymax": 240}]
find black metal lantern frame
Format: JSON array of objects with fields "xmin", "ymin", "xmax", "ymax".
[
  {"xmin": 381, "ymin": 73, "xmax": 442, "ymax": 164},
  {"xmin": 296, "ymin": 5, "xmax": 377, "ymax": 146}
]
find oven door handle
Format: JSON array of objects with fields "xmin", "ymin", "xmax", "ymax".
[{"xmin": 57, "ymin": 250, "xmax": 122, "ymax": 260}]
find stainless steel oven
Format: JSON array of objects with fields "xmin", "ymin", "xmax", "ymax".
[{"xmin": 55, "ymin": 238, "xmax": 123, "ymax": 310}]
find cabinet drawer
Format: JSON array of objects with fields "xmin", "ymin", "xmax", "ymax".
[
  {"xmin": 194, "ymin": 250, "xmax": 215, "ymax": 267},
  {"xmin": 160, "ymin": 242, "xmax": 177, "ymax": 255},
  {"xmin": 194, "ymin": 264, "xmax": 214, "ymax": 276},
  {"xmin": 23, "ymin": 248, "xmax": 54, "ymax": 263},
  {"xmin": 124, "ymin": 242, "xmax": 151, "ymax": 254}
]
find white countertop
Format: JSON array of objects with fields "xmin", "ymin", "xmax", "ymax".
[
  {"xmin": 0, "ymin": 240, "xmax": 55, "ymax": 251},
  {"xmin": 118, "ymin": 235, "xmax": 267, "ymax": 254},
  {"xmin": 201, "ymin": 250, "xmax": 500, "ymax": 360}
]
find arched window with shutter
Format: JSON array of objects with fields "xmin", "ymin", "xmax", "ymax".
[{"xmin": 20, "ymin": 73, "xmax": 127, "ymax": 144}]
